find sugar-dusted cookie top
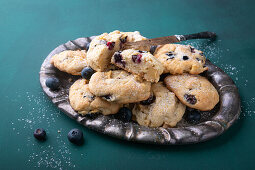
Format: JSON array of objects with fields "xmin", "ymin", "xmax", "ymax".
[
  {"xmin": 87, "ymin": 30, "xmax": 146, "ymax": 72},
  {"xmin": 154, "ymin": 44, "xmax": 207, "ymax": 74},
  {"xmin": 89, "ymin": 70, "xmax": 151, "ymax": 104},
  {"xmin": 69, "ymin": 79, "xmax": 122, "ymax": 115},
  {"xmin": 133, "ymin": 82, "xmax": 186, "ymax": 128},
  {"xmin": 111, "ymin": 49, "xmax": 164, "ymax": 82},
  {"xmin": 164, "ymin": 74, "xmax": 219, "ymax": 111},
  {"xmin": 51, "ymin": 50, "xmax": 87, "ymax": 75}
]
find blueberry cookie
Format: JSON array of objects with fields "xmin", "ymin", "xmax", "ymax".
[
  {"xmin": 51, "ymin": 50, "xmax": 87, "ymax": 75},
  {"xmin": 111, "ymin": 49, "xmax": 164, "ymax": 82},
  {"xmin": 87, "ymin": 30, "xmax": 146, "ymax": 71},
  {"xmin": 133, "ymin": 82, "xmax": 186, "ymax": 128},
  {"xmin": 69, "ymin": 79, "xmax": 122, "ymax": 115},
  {"xmin": 164, "ymin": 74, "xmax": 219, "ymax": 111},
  {"xmin": 154, "ymin": 44, "xmax": 208, "ymax": 74},
  {"xmin": 89, "ymin": 70, "xmax": 151, "ymax": 104}
]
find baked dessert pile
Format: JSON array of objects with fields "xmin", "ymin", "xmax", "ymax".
[{"xmin": 50, "ymin": 30, "xmax": 219, "ymax": 128}]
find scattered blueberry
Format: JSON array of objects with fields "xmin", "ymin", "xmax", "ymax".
[
  {"xmin": 81, "ymin": 67, "xmax": 95, "ymax": 80},
  {"xmin": 190, "ymin": 47, "xmax": 195, "ymax": 53},
  {"xmin": 106, "ymin": 41, "xmax": 115, "ymax": 50},
  {"xmin": 33, "ymin": 128, "xmax": 46, "ymax": 141},
  {"xmin": 184, "ymin": 94, "xmax": 197, "ymax": 105},
  {"xmin": 132, "ymin": 54, "xmax": 142, "ymax": 63},
  {"xmin": 67, "ymin": 129, "xmax": 84, "ymax": 145},
  {"xmin": 45, "ymin": 77, "xmax": 60, "ymax": 91},
  {"xmin": 85, "ymin": 42, "xmax": 90, "ymax": 51},
  {"xmin": 186, "ymin": 111, "xmax": 201, "ymax": 123},
  {"xmin": 140, "ymin": 94, "xmax": 156, "ymax": 105},
  {"xmin": 183, "ymin": 56, "xmax": 189, "ymax": 60},
  {"xmin": 113, "ymin": 52, "xmax": 126, "ymax": 67},
  {"xmin": 114, "ymin": 107, "xmax": 132, "ymax": 122}
]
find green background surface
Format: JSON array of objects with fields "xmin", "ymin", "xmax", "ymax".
[{"xmin": 0, "ymin": 0, "xmax": 255, "ymax": 169}]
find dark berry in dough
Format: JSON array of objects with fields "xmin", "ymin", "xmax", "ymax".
[{"xmin": 184, "ymin": 94, "xmax": 197, "ymax": 105}]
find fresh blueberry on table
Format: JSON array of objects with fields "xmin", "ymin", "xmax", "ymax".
[
  {"xmin": 33, "ymin": 128, "xmax": 47, "ymax": 141},
  {"xmin": 81, "ymin": 67, "xmax": 95, "ymax": 80},
  {"xmin": 114, "ymin": 107, "xmax": 132, "ymax": 122},
  {"xmin": 186, "ymin": 111, "xmax": 201, "ymax": 123},
  {"xmin": 67, "ymin": 129, "xmax": 84, "ymax": 145},
  {"xmin": 45, "ymin": 77, "xmax": 60, "ymax": 91}
]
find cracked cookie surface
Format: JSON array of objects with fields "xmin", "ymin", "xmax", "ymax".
[
  {"xmin": 111, "ymin": 49, "xmax": 164, "ymax": 82},
  {"xmin": 164, "ymin": 74, "xmax": 219, "ymax": 111},
  {"xmin": 133, "ymin": 82, "xmax": 186, "ymax": 127},
  {"xmin": 154, "ymin": 44, "xmax": 207, "ymax": 74},
  {"xmin": 51, "ymin": 50, "xmax": 87, "ymax": 75},
  {"xmin": 89, "ymin": 70, "xmax": 151, "ymax": 104},
  {"xmin": 69, "ymin": 79, "xmax": 122, "ymax": 115}
]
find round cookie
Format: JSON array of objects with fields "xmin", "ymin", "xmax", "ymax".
[
  {"xmin": 133, "ymin": 82, "xmax": 186, "ymax": 128},
  {"xmin": 111, "ymin": 49, "xmax": 164, "ymax": 83},
  {"xmin": 164, "ymin": 74, "xmax": 219, "ymax": 111},
  {"xmin": 89, "ymin": 70, "xmax": 151, "ymax": 104},
  {"xmin": 51, "ymin": 50, "xmax": 87, "ymax": 75},
  {"xmin": 154, "ymin": 44, "xmax": 208, "ymax": 74},
  {"xmin": 69, "ymin": 79, "xmax": 122, "ymax": 115}
]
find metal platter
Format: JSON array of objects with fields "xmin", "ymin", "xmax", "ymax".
[{"xmin": 39, "ymin": 36, "xmax": 241, "ymax": 145}]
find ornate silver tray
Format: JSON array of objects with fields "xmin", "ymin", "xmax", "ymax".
[{"xmin": 39, "ymin": 36, "xmax": 241, "ymax": 145}]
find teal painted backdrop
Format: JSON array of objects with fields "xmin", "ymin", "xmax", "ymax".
[{"xmin": 0, "ymin": 0, "xmax": 254, "ymax": 169}]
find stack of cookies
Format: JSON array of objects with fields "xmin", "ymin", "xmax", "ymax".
[{"xmin": 50, "ymin": 30, "xmax": 219, "ymax": 128}]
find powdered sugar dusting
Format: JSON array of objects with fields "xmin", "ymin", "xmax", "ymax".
[
  {"xmin": 183, "ymin": 39, "xmax": 254, "ymax": 118},
  {"xmin": 9, "ymin": 91, "xmax": 76, "ymax": 169}
]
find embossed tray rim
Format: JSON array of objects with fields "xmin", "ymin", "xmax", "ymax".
[{"xmin": 39, "ymin": 36, "xmax": 241, "ymax": 145}]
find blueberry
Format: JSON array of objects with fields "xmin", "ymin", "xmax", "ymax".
[
  {"xmin": 183, "ymin": 56, "xmax": 189, "ymax": 60},
  {"xmin": 106, "ymin": 41, "xmax": 115, "ymax": 50},
  {"xmin": 140, "ymin": 95, "xmax": 155, "ymax": 105},
  {"xmin": 186, "ymin": 111, "xmax": 201, "ymax": 123},
  {"xmin": 81, "ymin": 67, "xmax": 95, "ymax": 80},
  {"xmin": 33, "ymin": 128, "xmax": 46, "ymax": 141},
  {"xmin": 114, "ymin": 107, "xmax": 132, "ymax": 122},
  {"xmin": 45, "ymin": 77, "xmax": 60, "ymax": 91},
  {"xmin": 85, "ymin": 42, "xmax": 90, "ymax": 51},
  {"xmin": 113, "ymin": 52, "xmax": 126, "ymax": 67},
  {"xmin": 67, "ymin": 129, "xmax": 84, "ymax": 145},
  {"xmin": 166, "ymin": 52, "xmax": 174, "ymax": 60},
  {"xmin": 196, "ymin": 58, "xmax": 200, "ymax": 61},
  {"xmin": 184, "ymin": 94, "xmax": 197, "ymax": 105},
  {"xmin": 132, "ymin": 54, "xmax": 142, "ymax": 63},
  {"xmin": 190, "ymin": 47, "xmax": 195, "ymax": 53}
]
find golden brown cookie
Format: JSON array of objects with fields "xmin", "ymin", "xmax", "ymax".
[
  {"xmin": 164, "ymin": 74, "xmax": 219, "ymax": 111},
  {"xmin": 133, "ymin": 82, "xmax": 186, "ymax": 127},
  {"xmin": 111, "ymin": 49, "xmax": 164, "ymax": 82},
  {"xmin": 154, "ymin": 44, "xmax": 207, "ymax": 74},
  {"xmin": 69, "ymin": 79, "xmax": 122, "ymax": 115},
  {"xmin": 51, "ymin": 50, "xmax": 87, "ymax": 75},
  {"xmin": 89, "ymin": 70, "xmax": 151, "ymax": 104}
]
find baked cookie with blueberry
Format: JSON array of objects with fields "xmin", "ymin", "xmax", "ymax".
[
  {"xmin": 69, "ymin": 79, "xmax": 122, "ymax": 115},
  {"xmin": 133, "ymin": 82, "xmax": 186, "ymax": 128},
  {"xmin": 111, "ymin": 49, "xmax": 164, "ymax": 82},
  {"xmin": 87, "ymin": 30, "xmax": 146, "ymax": 72},
  {"xmin": 51, "ymin": 50, "xmax": 87, "ymax": 75},
  {"xmin": 89, "ymin": 70, "xmax": 151, "ymax": 104},
  {"xmin": 164, "ymin": 74, "xmax": 219, "ymax": 111},
  {"xmin": 154, "ymin": 44, "xmax": 208, "ymax": 74}
]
